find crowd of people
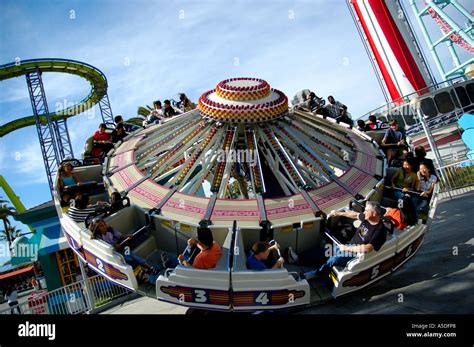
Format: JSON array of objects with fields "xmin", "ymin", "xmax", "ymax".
[
  {"xmin": 295, "ymin": 91, "xmax": 352, "ymax": 125},
  {"xmin": 143, "ymin": 93, "xmax": 195, "ymax": 127},
  {"xmin": 52, "ymin": 88, "xmax": 439, "ymax": 292},
  {"xmin": 357, "ymin": 116, "xmax": 438, "ymax": 220},
  {"xmin": 88, "ymin": 220, "xmax": 223, "ymax": 284}
]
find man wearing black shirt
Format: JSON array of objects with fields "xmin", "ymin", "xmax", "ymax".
[
  {"xmin": 111, "ymin": 123, "xmax": 128, "ymax": 143},
  {"xmin": 303, "ymin": 201, "xmax": 386, "ymax": 280},
  {"xmin": 163, "ymin": 99, "xmax": 179, "ymax": 118}
]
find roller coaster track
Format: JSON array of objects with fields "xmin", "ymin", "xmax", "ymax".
[{"xmin": 0, "ymin": 58, "xmax": 112, "ymax": 137}]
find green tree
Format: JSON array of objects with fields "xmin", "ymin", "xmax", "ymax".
[
  {"xmin": 0, "ymin": 197, "xmax": 17, "ymax": 248},
  {"xmin": 0, "ymin": 225, "xmax": 22, "ymax": 244}
]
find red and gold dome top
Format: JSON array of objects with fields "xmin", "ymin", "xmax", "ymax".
[{"xmin": 198, "ymin": 77, "xmax": 288, "ymax": 123}]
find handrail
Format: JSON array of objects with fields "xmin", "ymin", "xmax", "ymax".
[
  {"xmin": 384, "ymin": 186, "xmax": 421, "ymax": 196},
  {"xmin": 437, "ymin": 158, "xmax": 474, "ymax": 170},
  {"xmin": 0, "ymin": 274, "xmax": 130, "ymax": 315},
  {"xmin": 325, "ymin": 230, "xmax": 341, "ymax": 246},
  {"xmin": 356, "ymin": 76, "xmax": 470, "ymax": 121}
]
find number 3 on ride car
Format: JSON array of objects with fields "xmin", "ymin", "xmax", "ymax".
[{"xmin": 194, "ymin": 289, "xmax": 207, "ymax": 303}]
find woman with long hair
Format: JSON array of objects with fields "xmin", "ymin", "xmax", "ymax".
[
  {"xmin": 391, "ymin": 159, "xmax": 418, "ymax": 201},
  {"xmin": 414, "ymin": 162, "xmax": 438, "ymax": 219}
]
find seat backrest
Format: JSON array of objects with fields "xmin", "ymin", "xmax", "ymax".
[
  {"xmin": 233, "ymin": 227, "xmax": 248, "ymax": 271},
  {"xmin": 133, "ymin": 235, "xmax": 156, "ymax": 259},
  {"xmin": 214, "ymin": 229, "xmax": 232, "ymax": 270},
  {"xmin": 384, "ymin": 167, "xmax": 399, "ymax": 186},
  {"xmin": 74, "ymin": 164, "xmax": 103, "ymax": 182},
  {"xmin": 296, "ymin": 219, "xmax": 322, "ymax": 254},
  {"xmin": 105, "ymin": 205, "xmax": 148, "ymax": 236},
  {"xmin": 366, "ymin": 130, "xmax": 385, "ymax": 145},
  {"xmin": 272, "ymin": 225, "xmax": 297, "ymax": 251},
  {"xmin": 83, "ymin": 136, "xmax": 94, "ymax": 155}
]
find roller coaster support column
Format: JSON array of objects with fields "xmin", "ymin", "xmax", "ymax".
[
  {"xmin": 97, "ymin": 91, "xmax": 115, "ymax": 124},
  {"xmin": 25, "ymin": 68, "xmax": 65, "ymax": 196},
  {"xmin": 52, "ymin": 118, "xmax": 74, "ymax": 160}
]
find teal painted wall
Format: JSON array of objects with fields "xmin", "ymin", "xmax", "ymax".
[{"xmin": 39, "ymin": 253, "xmax": 62, "ymax": 291}]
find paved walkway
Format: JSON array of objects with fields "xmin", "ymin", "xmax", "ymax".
[
  {"xmin": 301, "ymin": 192, "xmax": 474, "ymax": 314},
  {"xmin": 101, "ymin": 295, "xmax": 187, "ymax": 314},
  {"xmin": 103, "ymin": 192, "xmax": 473, "ymax": 315}
]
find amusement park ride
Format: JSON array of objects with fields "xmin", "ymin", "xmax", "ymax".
[{"xmin": 0, "ymin": 0, "xmax": 472, "ymax": 312}]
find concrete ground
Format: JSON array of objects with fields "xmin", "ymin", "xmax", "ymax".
[
  {"xmin": 101, "ymin": 294, "xmax": 187, "ymax": 314},
  {"xmin": 103, "ymin": 192, "xmax": 473, "ymax": 315},
  {"xmin": 300, "ymin": 191, "xmax": 474, "ymax": 314}
]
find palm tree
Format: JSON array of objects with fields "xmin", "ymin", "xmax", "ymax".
[
  {"xmin": 0, "ymin": 225, "xmax": 22, "ymax": 243},
  {"xmin": 0, "ymin": 197, "xmax": 17, "ymax": 248}
]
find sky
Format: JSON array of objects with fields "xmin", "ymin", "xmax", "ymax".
[{"xmin": 0, "ymin": 0, "xmax": 471, "ymax": 262}]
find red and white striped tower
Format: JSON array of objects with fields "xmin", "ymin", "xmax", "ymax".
[{"xmin": 348, "ymin": 0, "xmax": 435, "ymax": 102}]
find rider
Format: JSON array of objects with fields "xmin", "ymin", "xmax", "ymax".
[
  {"xmin": 382, "ymin": 119, "xmax": 407, "ymax": 165},
  {"xmin": 177, "ymin": 93, "xmax": 196, "ymax": 112},
  {"xmin": 301, "ymin": 201, "xmax": 386, "ymax": 281},
  {"xmin": 413, "ymin": 162, "xmax": 437, "ymax": 220},
  {"xmin": 160, "ymin": 227, "xmax": 222, "ymax": 270},
  {"xmin": 143, "ymin": 101, "xmax": 163, "ymax": 127},
  {"xmin": 391, "ymin": 159, "xmax": 418, "ymax": 201},
  {"xmin": 365, "ymin": 115, "xmax": 382, "ymax": 130},
  {"xmin": 179, "ymin": 227, "xmax": 222, "ymax": 269},
  {"xmin": 384, "ymin": 194, "xmax": 417, "ymax": 230},
  {"xmin": 90, "ymin": 218, "xmax": 158, "ymax": 275},
  {"xmin": 163, "ymin": 100, "xmax": 180, "ymax": 118},
  {"xmin": 58, "ymin": 162, "xmax": 81, "ymax": 207},
  {"xmin": 324, "ymin": 95, "xmax": 348, "ymax": 121},
  {"xmin": 247, "ymin": 241, "xmax": 285, "ymax": 270},
  {"xmin": 111, "ymin": 123, "xmax": 128, "ymax": 143},
  {"xmin": 91, "ymin": 123, "xmax": 113, "ymax": 159}
]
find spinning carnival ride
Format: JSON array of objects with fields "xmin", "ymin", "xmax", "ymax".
[
  {"xmin": 53, "ymin": 77, "xmax": 432, "ymax": 311},
  {"xmin": 4, "ymin": 0, "xmax": 469, "ymax": 312}
]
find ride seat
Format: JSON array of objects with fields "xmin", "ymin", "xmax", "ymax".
[
  {"xmin": 365, "ymin": 130, "xmax": 385, "ymax": 146},
  {"xmin": 213, "ymin": 245, "xmax": 229, "ymax": 271},
  {"xmin": 103, "ymin": 205, "xmax": 155, "ymax": 259},
  {"xmin": 331, "ymin": 235, "xmax": 398, "ymax": 277},
  {"xmin": 233, "ymin": 228, "xmax": 249, "ymax": 272},
  {"xmin": 83, "ymin": 136, "xmax": 94, "ymax": 159},
  {"xmin": 163, "ymin": 238, "xmax": 231, "ymax": 291},
  {"xmin": 382, "ymin": 167, "xmax": 399, "ymax": 207}
]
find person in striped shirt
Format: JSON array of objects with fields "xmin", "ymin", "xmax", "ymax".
[{"xmin": 66, "ymin": 193, "xmax": 107, "ymax": 223}]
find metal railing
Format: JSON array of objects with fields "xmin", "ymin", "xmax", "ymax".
[
  {"xmin": 0, "ymin": 274, "xmax": 131, "ymax": 315},
  {"xmin": 357, "ymin": 77, "xmax": 468, "ymax": 121},
  {"xmin": 437, "ymin": 159, "xmax": 474, "ymax": 199}
]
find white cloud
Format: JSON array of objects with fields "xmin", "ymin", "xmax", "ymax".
[
  {"xmin": 0, "ymin": 0, "xmax": 388, "ymax": 206},
  {"xmin": 4, "ymin": 140, "xmax": 49, "ymax": 185}
]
